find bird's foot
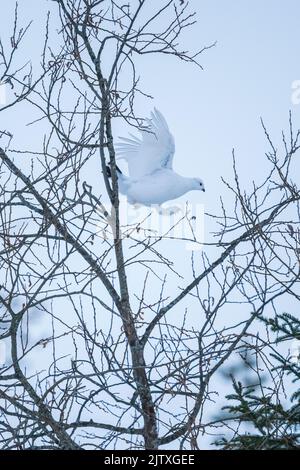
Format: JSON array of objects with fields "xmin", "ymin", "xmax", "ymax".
[
  {"xmin": 132, "ymin": 203, "xmax": 144, "ymax": 211},
  {"xmin": 158, "ymin": 205, "xmax": 182, "ymax": 216}
]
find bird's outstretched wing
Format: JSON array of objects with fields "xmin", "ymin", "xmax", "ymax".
[{"xmin": 115, "ymin": 108, "xmax": 175, "ymax": 179}]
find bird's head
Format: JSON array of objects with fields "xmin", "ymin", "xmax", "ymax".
[{"xmin": 191, "ymin": 177, "xmax": 205, "ymax": 192}]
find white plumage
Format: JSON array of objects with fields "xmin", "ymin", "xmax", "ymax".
[{"xmin": 114, "ymin": 108, "xmax": 205, "ymax": 206}]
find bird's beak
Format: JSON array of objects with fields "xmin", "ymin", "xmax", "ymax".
[{"xmin": 202, "ymin": 188, "xmax": 205, "ymax": 192}]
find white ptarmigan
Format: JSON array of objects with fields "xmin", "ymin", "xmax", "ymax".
[{"xmin": 109, "ymin": 108, "xmax": 205, "ymax": 206}]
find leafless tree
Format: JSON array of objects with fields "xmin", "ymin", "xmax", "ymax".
[{"xmin": 0, "ymin": 0, "xmax": 300, "ymax": 450}]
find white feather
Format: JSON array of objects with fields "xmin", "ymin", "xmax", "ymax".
[
  {"xmin": 116, "ymin": 108, "xmax": 175, "ymax": 179},
  {"xmin": 114, "ymin": 109, "xmax": 205, "ymax": 206}
]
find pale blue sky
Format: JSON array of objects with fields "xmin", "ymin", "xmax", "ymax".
[{"xmin": 2, "ymin": 0, "xmax": 300, "ymax": 212}]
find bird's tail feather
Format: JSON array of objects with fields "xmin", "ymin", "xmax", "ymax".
[{"xmin": 105, "ymin": 164, "xmax": 122, "ymax": 178}]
